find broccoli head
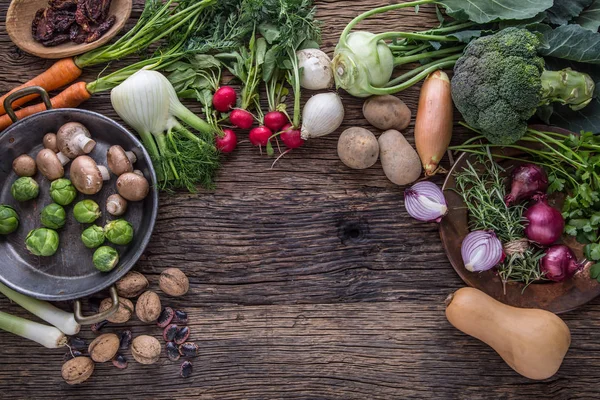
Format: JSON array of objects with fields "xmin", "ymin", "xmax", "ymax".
[{"xmin": 451, "ymin": 28, "xmax": 595, "ymax": 145}]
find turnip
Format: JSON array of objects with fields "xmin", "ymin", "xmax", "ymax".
[
  {"xmin": 216, "ymin": 129, "xmax": 237, "ymax": 153},
  {"xmin": 280, "ymin": 124, "xmax": 304, "ymax": 149},
  {"xmin": 249, "ymin": 126, "xmax": 273, "ymax": 146},
  {"xmin": 229, "ymin": 109, "xmax": 254, "ymax": 130},
  {"xmin": 264, "ymin": 111, "xmax": 289, "ymax": 132},
  {"xmin": 213, "ymin": 86, "xmax": 237, "ymax": 112}
]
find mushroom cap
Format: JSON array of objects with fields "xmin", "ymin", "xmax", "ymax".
[
  {"xmin": 106, "ymin": 194, "xmax": 128, "ymax": 216},
  {"xmin": 107, "ymin": 145, "xmax": 134, "ymax": 176},
  {"xmin": 43, "ymin": 133, "xmax": 58, "ymax": 153},
  {"xmin": 36, "ymin": 149, "xmax": 65, "ymax": 181},
  {"xmin": 13, "ymin": 154, "xmax": 37, "ymax": 177},
  {"xmin": 117, "ymin": 172, "xmax": 150, "ymax": 201},
  {"xmin": 70, "ymin": 155, "xmax": 105, "ymax": 195},
  {"xmin": 57, "ymin": 122, "xmax": 96, "ymax": 159}
]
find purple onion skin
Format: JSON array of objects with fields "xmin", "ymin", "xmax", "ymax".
[
  {"xmin": 524, "ymin": 195, "xmax": 564, "ymax": 246},
  {"xmin": 540, "ymin": 245, "xmax": 580, "ymax": 282},
  {"xmin": 505, "ymin": 164, "xmax": 549, "ymax": 206}
]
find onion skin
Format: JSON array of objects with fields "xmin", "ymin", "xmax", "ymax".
[
  {"xmin": 415, "ymin": 70, "xmax": 453, "ymax": 176},
  {"xmin": 540, "ymin": 245, "xmax": 581, "ymax": 282},
  {"xmin": 505, "ymin": 164, "xmax": 549, "ymax": 206},
  {"xmin": 524, "ymin": 195, "xmax": 564, "ymax": 246}
]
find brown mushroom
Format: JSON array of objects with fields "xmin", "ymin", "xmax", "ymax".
[
  {"xmin": 106, "ymin": 194, "xmax": 128, "ymax": 216},
  {"xmin": 107, "ymin": 145, "xmax": 137, "ymax": 176},
  {"xmin": 12, "ymin": 154, "xmax": 37, "ymax": 177},
  {"xmin": 116, "ymin": 172, "xmax": 149, "ymax": 201},
  {"xmin": 57, "ymin": 122, "xmax": 96, "ymax": 159},
  {"xmin": 70, "ymin": 155, "xmax": 110, "ymax": 195},
  {"xmin": 36, "ymin": 148, "xmax": 69, "ymax": 181},
  {"xmin": 43, "ymin": 133, "xmax": 59, "ymax": 153}
]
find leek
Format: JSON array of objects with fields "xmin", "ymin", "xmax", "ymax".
[{"xmin": 0, "ymin": 311, "xmax": 67, "ymax": 349}]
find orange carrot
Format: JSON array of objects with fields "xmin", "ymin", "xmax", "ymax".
[
  {"xmin": 0, "ymin": 58, "xmax": 82, "ymax": 115},
  {"xmin": 414, "ymin": 70, "xmax": 453, "ymax": 176},
  {"xmin": 0, "ymin": 82, "xmax": 91, "ymax": 131}
]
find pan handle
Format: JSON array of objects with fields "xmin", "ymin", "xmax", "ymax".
[
  {"xmin": 73, "ymin": 286, "xmax": 119, "ymax": 325},
  {"xmin": 3, "ymin": 86, "xmax": 52, "ymax": 123}
]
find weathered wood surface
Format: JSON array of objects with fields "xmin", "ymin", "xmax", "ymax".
[{"xmin": 1, "ymin": 1, "xmax": 600, "ymax": 399}]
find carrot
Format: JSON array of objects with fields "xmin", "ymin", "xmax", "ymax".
[
  {"xmin": 0, "ymin": 58, "xmax": 82, "ymax": 116},
  {"xmin": 414, "ymin": 70, "xmax": 453, "ymax": 176},
  {"xmin": 0, "ymin": 82, "xmax": 91, "ymax": 131}
]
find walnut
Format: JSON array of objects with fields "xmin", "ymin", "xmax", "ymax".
[
  {"xmin": 88, "ymin": 333, "xmax": 119, "ymax": 363},
  {"xmin": 135, "ymin": 291, "xmax": 161, "ymax": 323},
  {"xmin": 61, "ymin": 356, "xmax": 94, "ymax": 385},
  {"xmin": 159, "ymin": 268, "xmax": 189, "ymax": 297},
  {"xmin": 115, "ymin": 271, "xmax": 149, "ymax": 298},
  {"xmin": 99, "ymin": 296, "xmax": 134, "ymax": 323},
  {"xmin": 131, "ymin": 335, "xmax": 161, "ymax": 364}
]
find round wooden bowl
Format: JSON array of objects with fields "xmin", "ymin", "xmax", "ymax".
[
  {"xmin": 6, "ymin": 0, "xmax": 133, "ymax": 59},
  {"xmin": 439, "ymin": 125, "xmax": 600, "ymax": 313}
]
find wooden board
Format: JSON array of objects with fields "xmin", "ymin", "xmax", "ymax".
[{"xmin": 1, "ymin": 1, "xmax": 600, "ymax": 398}]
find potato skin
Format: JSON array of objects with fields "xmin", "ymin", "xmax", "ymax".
[
  {"xmin": 378, "ymin": 129, "xmax": 422, "ymax": 185},
  {"xmin": 363, "ymin": 95, "xmax": 411, "ymax": 131},
  {"xmin": 337, "ymin": 127, "xmax": 379, "ymax": 170}
]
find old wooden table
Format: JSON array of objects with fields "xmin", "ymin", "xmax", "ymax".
[{"xmin": 1, "ymin": 1, "xmax": 599, "ymax": 399}]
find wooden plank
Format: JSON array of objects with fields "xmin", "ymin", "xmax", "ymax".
[{"xmin": 0, "ymin": 0, "xmax": 599, "ymax": 398}]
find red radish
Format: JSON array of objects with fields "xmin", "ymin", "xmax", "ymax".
[
  {"xmin": 280, "ymin": 124, "xmax": 304, "ymax": 149},
  {"xmin": 216, "ymin": 129, "xmax": 237, "ymax": 153},
  {"xmin": 249, "ymin": 126, "xmax": 272, "ymax": 146},
  {"xmin": 213, "ymin": 86, "xmax": 237, "ymax": 112},
  {"xmin": 264, "ymin": 111, "xmax": 288, "ymax": 132},
  {"xmin": 230, "ymin": 109, "xmax": 254, "ymax": 129}
]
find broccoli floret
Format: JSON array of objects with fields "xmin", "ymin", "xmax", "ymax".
[{"xmin": 451, "ymin": 28, "xmax": 595, "ymax": 145}]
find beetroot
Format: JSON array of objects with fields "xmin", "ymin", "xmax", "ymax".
[
  {"xmin": 229, "ymin": 109, "xmax": 254, "ymax": 129},
  {"xmin": 212, "ymin": 86, "xmax": 237, "ymax": 112},
  {"xmin": 280, "ymin": 124, "xmax": 304, "ymax": 149},
  {"xmin": 249, "ymin": 126, "xmax": 273, "ymax": 146},
  {"xmin": 264, "ymin": 111, "xmax": 288, "ymax": 132},
  {"xmin": 216, "ymin": 129, "xmax": 237, "ymax": 153}
]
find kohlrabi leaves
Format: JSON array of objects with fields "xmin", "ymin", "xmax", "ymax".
[
  {"xmin": 438, "ymin": 0, "xmax": 553, "ymax": 24},
  {"xmin": 545, "ymin": 0, "xmax": 593, "ymax": 26},
  {"xmin": 538, "ymin": 24, "xmax": 600, "ymax": 63},
  {"xmin": 576, "ymin": 0, "xmax": 600, "ymax": 31},
  {"xmin": 541, "ymin": 57, "xmax": 600, "ymax": 133},
  {"xmin": 498, "ymin": 12, "xmax": 547, "ymax": 29},
  {"xmin": 447, "ymin": 30, "xmax": 483, "ymax": 43}
]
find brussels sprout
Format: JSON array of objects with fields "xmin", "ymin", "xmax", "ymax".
[
  {"xmin": 40, "ymin": 203, "xmax": 67, "ymax": 230},
  {"xmin": 81, "ymin": 225, "xmax": 105, "ymax": 249},
  {"xmin": 104, "ymin": 219, "xmax": 134, "ymax": 245},
  {"xmin": 11, "ymin": 177, "xmax": 39, "ymax": 202},
  {"xmin": 50, "ymin": 179, "xmax": 78, "ymax": 206},
  {"xmin": 93, "ymin": 246, "xmax": 119, "ymax": 272},
  {"xmin": 25, "ymin": 228, "xmax": 59, "ymax": 256},
  {"xmin": 73, "ymin": 200, "xmax": 101, "ymax": 223},
  {"xmin": 0, "ymin": 205, "xmax": 19, "ymax": 235}
]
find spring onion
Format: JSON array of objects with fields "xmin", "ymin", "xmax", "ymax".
[{"xmin": 0, "ymin": 282, "xmax": 80, "ymax": 335}]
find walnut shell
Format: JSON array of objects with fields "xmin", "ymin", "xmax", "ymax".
[
  {"xmin": 115, "ymin": 271, "xmax": 149, "ymax": 298},
  {"xmin": 159, "ymin": 268, "xmax": 189, "ymax": 297},
  {"xmin": 99, "ymin": 296, "xmax": 134, "ymax": 323},
  {"xmin": 135, "ymin": 291, "xmax": 161, "ymax": 323},
  {"xmin": 62, "ymin": 356, "xmax": 95, "ymax": 385},
  {"xmin": 88, "ymin": 333, "xmax": 119, "ymax": 363},
  {"xmin": 131, "ymin": 335, "xmax": 161, "ymax": 364}
]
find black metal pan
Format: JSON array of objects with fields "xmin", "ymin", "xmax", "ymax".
[{"xmin": 0, "ymin": 87, "xmax": 158, "ymax": 324}]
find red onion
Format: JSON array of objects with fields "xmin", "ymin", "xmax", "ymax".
[
  {"xmin": 404, "ymin": 181, "xmax": 448, "ymax": 222},
  {"xmin": 505, "ymin": 164, "xmax": 548, "ymax": 206},
  {"xmin": 540, "ymin": 245, "xmax": 581, "ymax": 282},
  {"xmin": 461, "ymin": 230, "xmax": 503, "ymax": 272},
  {"xmin": 524, "ymin": 194, "xmax": 564, "ymax": 246}
]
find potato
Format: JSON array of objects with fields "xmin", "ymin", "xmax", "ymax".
[
  {"xmin": 337, "ymin": 127, "xmax": 379, "ymax": 170},
  {"xmin": 363, "ymin": 95, "xmax": 411, "ymax": 131},
  {"xmin": 378, "ymin": 129, "xmax": 422, "ymax": 185}
]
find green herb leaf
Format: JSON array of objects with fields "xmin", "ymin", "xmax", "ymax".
[
  {"xmin": 590, "ymin": 263, "xmax": 600, "ymax": 281},
  {"xmin": 585, "ymin": 243, "xmax": 600, "ymax": 260}
]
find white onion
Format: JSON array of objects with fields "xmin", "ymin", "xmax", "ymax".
[
  {"xmin": 300, "ymin": 92, "xmax": 345, "ymax": 140},
  {"xmin": 297, "ymin": 49, "xmax": 334, "ymax": 90}
]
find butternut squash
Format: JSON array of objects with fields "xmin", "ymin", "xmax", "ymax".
[{"xmin": 445, "ymin": 287, "xmax": 571, "ymax": 380}]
